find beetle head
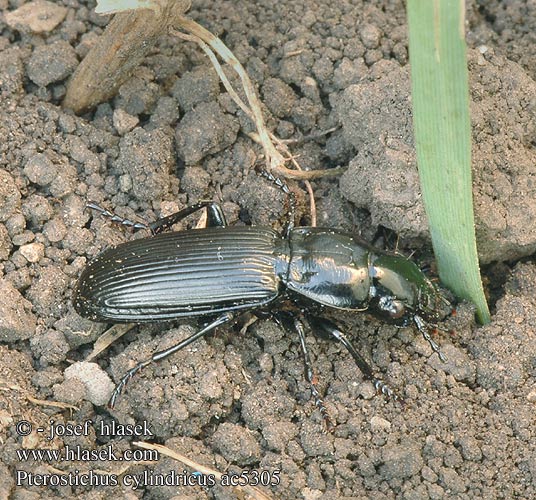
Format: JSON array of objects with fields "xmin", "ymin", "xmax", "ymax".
[
  {"xmin": 369, "ymin": 253, "xmax": 449, "ymax": 324},
  {"xmin": 370, "ymin": 253, "xmax": 452, "ymax": 361}
]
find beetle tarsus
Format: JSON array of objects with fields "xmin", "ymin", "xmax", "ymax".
[
  {"xmin": 87, "ymin": 202, "xmax": 151, "ymax": 232},
  {"xmin": 414, "ymin": 315, "xmax": 448, "ymax": 362},
  {"xmin": 109, "ymin": 359, "xmax": 151, "ymax": 409},
  {"xmin": 259, "ymin": 170, "xmax": 296, "ymax": 236},
  {"xmin": 294, "ymin": 317, "xmax": 333, "ymax": 431},
  {"xmin": 308, "ymin": 315, "xmax": 401, "ymax": 402},
  {"xmin": 374, "ymin": 379, "xmax": 400, "ymax": 402},
  {"xmin": 273, "ymin": 311, "xmax": 333, "ymax": 430},
  {"xmin": 108, "ymin": 313, "xmax": 235, "ymax": 408},
  {"xmin": 87, "ymin": 201, "xmax": 229, "ymax": 237}
]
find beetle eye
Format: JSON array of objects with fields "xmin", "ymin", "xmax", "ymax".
[{"xmin": 378, "ymin": 296, "xmax": 406, "ymax": 319}]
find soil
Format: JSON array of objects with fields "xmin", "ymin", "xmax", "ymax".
[{"xmin": 1, "ymin": 0, "xmax": 535, "ymax": 499}]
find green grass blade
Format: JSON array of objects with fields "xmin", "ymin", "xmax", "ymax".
[{"xmin": 407, "ymin": 0, "xmax": 490, "ymax": 323}]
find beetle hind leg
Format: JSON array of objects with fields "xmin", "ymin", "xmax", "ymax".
[
  {"xmin": 109, "ymin": 359, "xmax": 152, "ymax": 408},
  {"xmin": 307, "ymin": 315, "xmax": 400, "ymax": 402},
  {"xmin": 109, "ymin": 312, "xmax": 234, "ymax": 408}
]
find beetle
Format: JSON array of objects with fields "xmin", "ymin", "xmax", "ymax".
[{"xmin": 74, "ymin": 177, "xmax": 449, "ymax": 425}]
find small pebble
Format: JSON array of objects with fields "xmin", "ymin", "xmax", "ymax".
[
  {"xmin": 113, "ymin": 108, "xmax": 139, "ymax": 135},
  {"xmin": 0, "ymin": 49, "xmax": 24, "ymax": 96},
  {"xmin": 64, "ymin": 361, "xmax": 115, "ymax": 407},
  {"xmin": 5, "ymin": 0, "xmax": 67, "ymax": 33},
  {"xmin": 359, "ymin": 381, "xmax": 376, "ymax": 400},
  {"xmin": 0, "ymin": 170, "xmax": 21, "ymax": 222},
  {"xmin": 370, "ymin": 415, "xmax": 391, "ymax": 432},
  {"xmin": 360, "ymin": 23, "xmax": 382, "ymax": 49},
  {"xmin": 27, "ymin": 40, "xmax": 78, "ymax": 87},
  {"xmin": 43, "ymin": 218, "xmax": 67, "ymax": 243},
  {"xmin": 212, "ymin": 422, "xmax": 262, "ymax": 466},
  {"xmin": 0, "ymin": 224, "xmax": 12, "ymax": 260},
  {"xmin": 19, "ymin": 242, "xmax": 44, "ymax": 263},
  {"xmin": 24, "ymin": 153, "xmax": 57, "ymax": 186},
  {"xmin": 380, "ymin": 442, "xmax": 423, "ymax": 480},
  {"xmin": 0, "ymin": 279, "xmax": 36, "ymax": 341}
]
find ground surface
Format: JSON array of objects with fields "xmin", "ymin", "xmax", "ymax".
[{"xmin": 0, "ymin": 0, "xmax": 535, "ymax": 498}]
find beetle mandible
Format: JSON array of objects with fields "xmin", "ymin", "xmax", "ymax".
[{"xmin": 74, "ymin": 174, "xmax": 449, "ymax": 426}]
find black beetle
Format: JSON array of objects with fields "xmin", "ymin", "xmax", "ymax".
[{"xmin": 74, "ymin": 177, "xmax": 449, "ymax": 425}]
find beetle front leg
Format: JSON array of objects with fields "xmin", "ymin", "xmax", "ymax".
[
  {"xmin": 413, "ymin": 315, "xmax": 448, "ymax": 362},
  {"xmin": 109, "ymin": 312, "xmax": 234, "ymax": 408},
  {"xmin": 307, "ymin": 316, "xmax": 400, "ymax": 401}
]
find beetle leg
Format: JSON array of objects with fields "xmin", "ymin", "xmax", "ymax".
[
  {"xmin": 109, "ymin": 312, "xmax": 234, "ymax": 408},
  {"xmin": 205, "ymin": 202, "xmax": 227, "ymax": 227},
  {"xmin": 307, "ymin": 316, "xmax": 400, "ymax": 402},
  {"xmin": 273, "ymin": 312, "xmax": 333, "ymax": 431},
  {"xmin": 413, "ymin": 315, "xmax": 448, "ymax": 362},
  {"xmin": 86, "ymin": 202, "xmax": 151, "ymax": 231},
  {"xmin": 294, "ymin": 318, "xmax": 333, "ymax": 431},
  {"xmin": 87, "ymin": 201, "xmax": 227, "ymax": 235},
  {"xmin": 259, "ymin": 170, "xmax": 296, "ymax": 237},
  {"xmin": 149, "ymin": 201, "xmax": 227, "ymax": 234}
]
